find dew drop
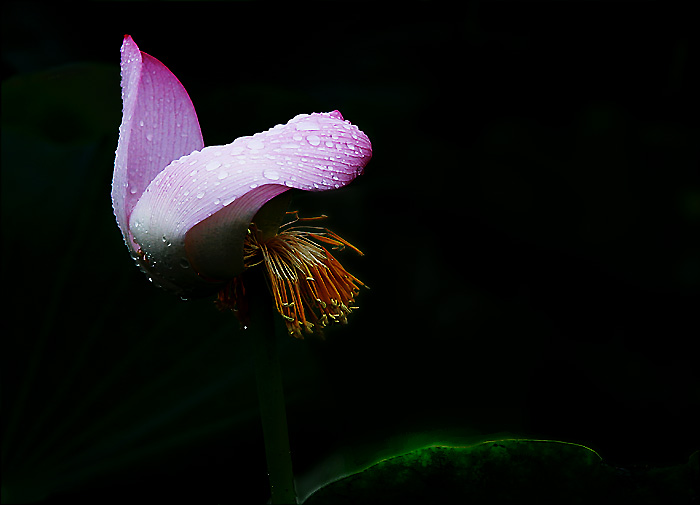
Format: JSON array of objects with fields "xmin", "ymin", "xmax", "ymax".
[
  {"xmin": 293, "ymin": 134, "xmax": 303, "ymax": 141},
  {"xmin": 179, "ymin": 258, "xmax": 190, "ymax": 269},
  {"xmin": 206, "ymin": 160, "xmax": 221, "ymax": 171},
  {"xmin": 263, "ymin": 169, "xmax": 280, "ymax": 181},
  {"xmin": 217, "ymin": 171, "xmax": 228, "ymax": 180},
  {"xmin": 196, "ymin": 191, "xmax": 205, "ymax": 199},
  {"xmin": 325, "ymin": 141, "xmax": 335, "ymax": 148},
  {"xmin": 296, "ymin": 121, "xmax": 319, "ymax": 131},
  {"xmin": 146, "ymin": 133, "xmax": 154, "ymax": 141},
  {"xmin": 247, "ymin": 139, "xmax": 265, "ymax": 150},
  {"xmin": 139, "ymin": 120, "xmax": 145, "ymax": 127},
  {"xmin": 307, "ymin": 135, "xmax": 321, "ymax": 146}
]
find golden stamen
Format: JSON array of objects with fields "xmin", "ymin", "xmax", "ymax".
[{"xmin": 217, "ymin": 214, "xmax": 365, "ymax": 338}]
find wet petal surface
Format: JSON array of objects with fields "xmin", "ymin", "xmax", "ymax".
[
  {"xmin": 112, "ymin": 35, "xmax": 204, "ymax": 257},
  {"xmin": 129, "ymin": 111, "xmax": 372, "ymax": 295}
]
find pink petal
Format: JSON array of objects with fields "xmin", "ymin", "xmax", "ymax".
[
  {"xmin": 129, "ymin": 111, "xmax": 372, "ymax": 296},
  {"xmin": 112, "ymin": 35, "xmax": 204, "ymax": 258}
]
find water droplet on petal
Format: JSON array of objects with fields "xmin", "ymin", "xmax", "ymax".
[
  {"xmin": 196, "ymin": 191, "xmax": 205, "ymax": 199},
  {"xmin": 307, "ymin": 135, "xmax": 321, "ymax": 146},
  {"xmin": 206, "ymin": 160, "xmax": 221, "ymax": 171},
  {"xmin": 247, "ymin": 139, "xmax": 265, "ymax": 150},
  {"xmin": 146, "ymin": 133, "xmax": 154, "ymax": 141},
  {"xmin": 217, "ymin": 171, "xmax": 228, "ymax": 180},
  {"xmin": 263, "ymin": 169, "xmax": 280, "ymax": 181},
  {"xmin": 296, "ymin": 121, "xmax": 319, "ymax": 131}
]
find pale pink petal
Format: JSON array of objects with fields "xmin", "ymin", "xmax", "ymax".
[
  {"xmin": 129, "ymin": 111, "xmax": 372, "ymax": 296},
  {"xmin": 112, "ymin": 35, "xmax": 204, "ymax": 257}
]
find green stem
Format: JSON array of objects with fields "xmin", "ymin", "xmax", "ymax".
[{"xmin": 245, "ymin": 271, "xmax": 297, "ymax": 505}]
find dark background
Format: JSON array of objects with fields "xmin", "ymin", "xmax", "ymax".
[{"xmin": 2, "ymin": 2, "xmax": 698, "ymax": 503}]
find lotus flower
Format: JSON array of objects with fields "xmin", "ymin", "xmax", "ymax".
[{"xmin": 112, "ymin": 35, "xmax": 372, "ymax": 337}]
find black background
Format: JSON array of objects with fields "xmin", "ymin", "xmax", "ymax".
[{"xmin": 2, "ymin": 2, "xmax": 698, "ymax": 503}]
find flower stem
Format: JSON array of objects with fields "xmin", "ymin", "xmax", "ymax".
[{"xmin": 245, "ymin": 270, "xmax": 297, "ymax": 504}]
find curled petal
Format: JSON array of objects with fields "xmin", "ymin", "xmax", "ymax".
[
  {"xmin": 129, "ymin": 111, "xmax": 372, "ymax": 296},
  {"xmin": 112, "ymin": 35, "xmax": 204, "ymax": 258}
]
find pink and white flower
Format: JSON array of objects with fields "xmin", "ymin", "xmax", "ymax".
[{"xmin": 112, "ymin": 35, "xmax": 372, "ymax": 336}]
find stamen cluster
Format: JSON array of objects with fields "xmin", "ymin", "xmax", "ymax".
[{"xmin": 217, "ymin": 214, "xmax": 365, "ymax": 338}]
